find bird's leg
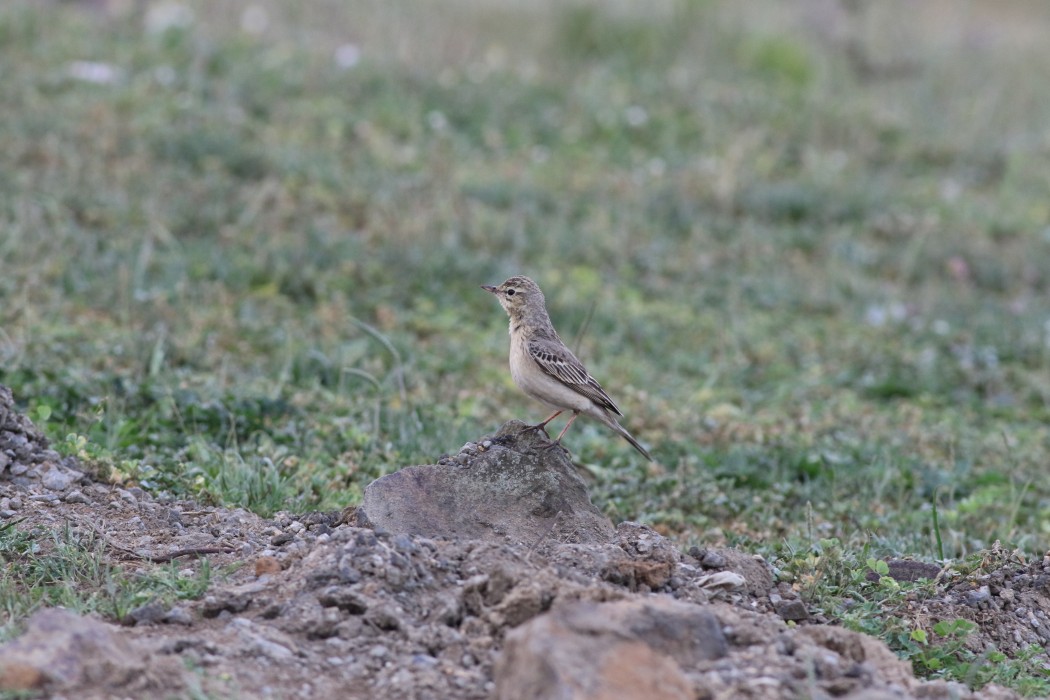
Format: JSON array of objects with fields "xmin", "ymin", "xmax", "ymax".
[
  {"xmin": 543, "ymin": 411, "xmax": 580, "ymax": 451},
  {"xmin": 517, "ymin": 410, "xmax": 562, "ymax": 436}
]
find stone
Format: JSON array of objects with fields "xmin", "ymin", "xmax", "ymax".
[
  {"xmin": 0, "ymin": 608, "xmax": 185, "ymax": 694},
  {"xmin": 317, "ymin": 585, "xmax": 369, "ymax": 614},
  {"xmin": 164, "ymin": 607, "xmax": 194, "ymax": 626},
  {"xmin": 774, "ymin": 598, "xmax": 810, "ymax": 621},
  {"xmin": 202, "ymin": 591, "xmax": 253, "ymax": 617},
  {"xmin": 359, "ymin": 421, "xmax": 615, "ymax": 545},
  {"xmin": 63, "ymin": 489, "xmax": 90, "ymax": 504},
  {"xmin": 255, "ymin": 556, "xmax": 282, "ymax": 577},
  {"xmin": 795, "ymin": 626, "xmax": 914, "ymax": 689},
  {"xmin": 41, "ymin": 465, "xmax": 80, "ymax": 491},
  {"xmin": 495, "ymin": 598, "xmax": 726, "ymax": 700},
  {"xmin": 123, "ymin": 601, "xmax": 169, "ymax": 626}
]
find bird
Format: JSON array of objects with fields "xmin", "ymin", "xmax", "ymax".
[{"xmin": 481, "ymin": 275, "xmax": 652, "ymax": 461}]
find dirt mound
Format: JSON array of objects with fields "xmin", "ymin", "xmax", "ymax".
[{"xmin": 0, "ymin": 385, "xmax": 1032, "ymax": 699}]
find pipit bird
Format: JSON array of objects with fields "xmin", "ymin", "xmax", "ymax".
[{"xmin": 482, "ymin": 276, "xmax": 652, "ymax": 461}]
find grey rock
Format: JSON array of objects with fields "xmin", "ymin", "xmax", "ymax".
[
  {"xmin": 202, "ymin": 591, "xmax": 253, "ymax": 618},
  {"xmin": 41, "ymin": 465, "xmax": 80, "ymax": 492},
  {"xmin": 965, "ymin": 585, "xmax": 992, "ymax": 607},
  {"xmin": 317, "ymin": 586, "xmax": 368, "ymax": 614},
  {"xmin": 359, "ymin": 421, "xmax": 614, "ymax": 545},
  {"xmin": 701, "ymin": 551, "xmax": 727, "ymax": 569},
  {"xmin": 774, "ymin": 599, "xmax": 810, "ymax": 621},
  {"xmin": 124, "ymin": 601, "xmax": 169, "ymax": 626},
  {"xmin": 63, "ymin": 490, "xmax": 90, "ymax": 504},
  {"xmin": 364, "ymin": 603, "xmax": 403, "ymax": 631},
  {"xmin": 164, "ymin": 607, "xmax": 194, "ymax": 626}
]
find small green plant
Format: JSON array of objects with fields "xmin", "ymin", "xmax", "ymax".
[
  {"xmin": 0, "ymin": 523, "xmax": 213, "ymax": 642},
  {"xmin": 901, "ymin": 618, "xmax": 1050, "ymax": 694}
]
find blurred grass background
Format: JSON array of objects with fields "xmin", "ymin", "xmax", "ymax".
[{"xmin": 2, "ymin": 0, "xmax": 1050, "ymax": 563}]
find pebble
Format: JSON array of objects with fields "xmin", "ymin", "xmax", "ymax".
[
  {"xmin": 965, "ymin": 585, "xmax": 991, "ymax": 607},
  {"xmin": 481, "ymin": 440, "xmax": 492, "ymax": 449},
  {"xmin": 774, "ymin": 599, "xmax": 809, "ymax": 622},
  {"xmin": 164, "ymin": 607, "xmax": 194, "ymax": 626},
  {"xmin": 411, "ymin": 654, "xmax": 439, "ymax": 668},
  {"xmin": 370, "ymin": 645, "xmax": 389, "ymax": 659},
  {"xmin": 41, "ymin": 466, "xmax": 77, "ymax": 491},
  {"xmin": 702, "ymin": 551, "xmax": 727, "ymax": 569},
  {"xmin": 64, "ymin": 490, "xmax": 90, "ymax": 504},
  {"xmin": 288, "ymin": 521, "xmax": 305, "ymax": 534},
  {"xmin": 125, "ymin": 601, "xmax": 169, "ymax": 626},
  {"xmin": 0, "ymin": 510, "xmax": 16, "ymax": 519}
]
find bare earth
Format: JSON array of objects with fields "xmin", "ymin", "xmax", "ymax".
[{"xmin": 0, "ymin": 386, "xmax": 1044, "ymax": 699}]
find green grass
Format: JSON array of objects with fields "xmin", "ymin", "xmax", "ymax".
[
  {"xmin": 2, "ymin": 0, "xmax": 1050, "ymax": 692},
  {"xmin": 0, "ymin": 519, "xmax": 213, "ymax": 642}
]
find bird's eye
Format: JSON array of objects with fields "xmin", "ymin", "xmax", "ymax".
[{"xmin": 506, "ymin": 289, "xmax": 516, "ymax": 296}]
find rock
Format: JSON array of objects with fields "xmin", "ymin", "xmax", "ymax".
[
  {"xmin": 495, "ymin": 598, "xmax": 725, "ymax": 700},
  {"xmin": 965, "ymin": 585, "xmax": 992, "ymax": 607},
  {"xmin": 41, "ymin": 464, "xmax": 80, "ymax": 491},
  {"xmin": 228, "ymin": 618, "xmax": 297, "ymax": 661},
  {"xmin": 317, "ymin": 585, "xmax": 368, "ymax": 614},
  {"xmin": 774, "ymin": 598, "xmax": 809, "ymax": 621},
  {"xmin": 63, "ymin": 489, "xmax": 90, "ymax": 504},
  {"xmin": 123, "ymin": 601, "xmax": 169, "ymax": 626},
  {"xmin": 255, "ymin": 556, "xmax": 282, "ymax": 577},
  {"xmin": 202, "ymin": 591, "xmax": 253, "ymax": 617},
  {"xmin": 164, "ymin": 607, "xmax": 194, "ymax": 626},
  {"xmin": 0, "ymin": 608, "xmax": 185, "ymax": 694},
  {"xmin": 796, "ymin": 626, "xmax": 914, "ymax": 689},
  {"xmin": 359, "ymin": 421, "xmax": 615, "ymax": 545}
]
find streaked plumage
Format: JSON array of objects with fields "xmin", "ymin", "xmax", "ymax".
[{"xmin": 482, "ymin": 276, "xmax": 652, "ymax": 461}]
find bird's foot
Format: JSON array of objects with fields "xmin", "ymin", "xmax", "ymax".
[
  {"xmin": 541, "ymin": 439, "xmax": 570, "ymax": 456},
  {"xmin": 517, "ymin": 422, "xmax": 551, "ymax": 437}
]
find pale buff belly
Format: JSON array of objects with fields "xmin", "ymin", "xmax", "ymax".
[{"xmin": 509, "ymin": 335, "xmax": 593, "ymax": 413}]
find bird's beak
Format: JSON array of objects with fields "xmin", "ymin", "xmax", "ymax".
[{"xmin": 481, "ymin": 285, "xmax": 498, "ymax": 294}]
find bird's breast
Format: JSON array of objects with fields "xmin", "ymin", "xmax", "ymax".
[{"xmin": 508, "ymin": 333, "xmax": 592, "ymax": 412}]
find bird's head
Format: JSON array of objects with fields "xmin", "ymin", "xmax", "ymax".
[{"xmin": 481, "ymin": 276, "xmax": 544, "ymax": 318}]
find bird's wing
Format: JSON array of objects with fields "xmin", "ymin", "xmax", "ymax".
[{"xmin": 527, "ymin": 338, "xmax": 623, "ymax": 416}]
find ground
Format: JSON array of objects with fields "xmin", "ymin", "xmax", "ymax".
[{"xmin": 1, "ymin": 391, "xmax": 1046, "ymax": 699}]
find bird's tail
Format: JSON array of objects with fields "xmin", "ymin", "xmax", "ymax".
[{"xmin": 600, "ymin": 412, "xmax": 652, "ymax": 462}]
